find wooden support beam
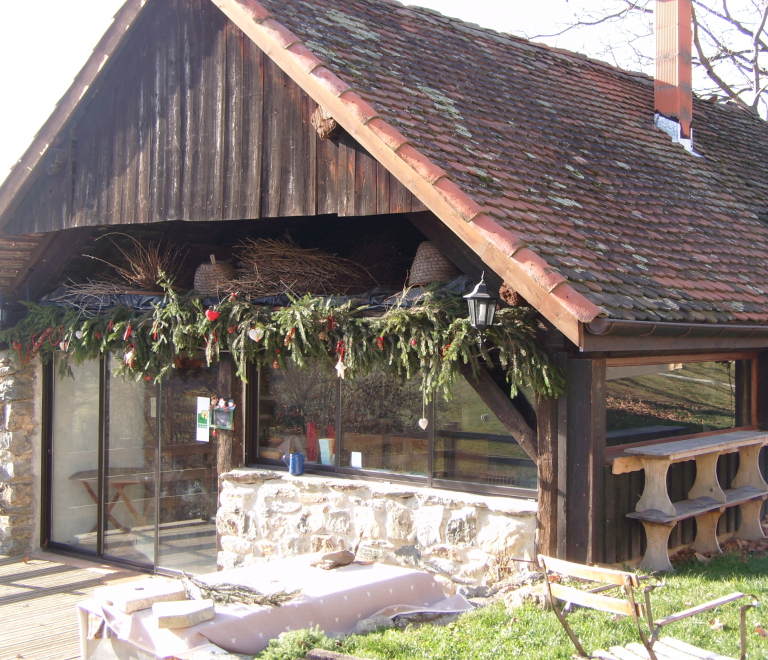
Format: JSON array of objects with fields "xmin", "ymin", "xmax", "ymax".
[
  {"xmin": 459, "ymin": 361, "xmax": 537, "ymax": 461},
  {"xmin": 565, "ymin": 357, "xmax": 606, "ymax": 564},
  {"xmin": 6, "ymin": 227, "xmax": 95, "ymax": 303},
  {"xmin": 757, "ymin": 350, "xmax": 768, "ymax": 431},
  {"xmin": 406, "ymin": 211, "xmax": 505, "ymax": 294},
  {"xmin": 536, "ymin": 394, "xmax": 558, "ymax": 557},
  {"xmin": 735, "ymin": 358, "xmax": 754, "ymax": 427},
  {"xmin": 216, "ymin": 356, "xmax": 243, "ymax": 476}
]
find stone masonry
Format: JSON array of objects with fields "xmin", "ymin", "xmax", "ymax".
[
  {"xmin": 0, "ymin": 351, "xmax": 40, "ymax": 555},
  {"xmin": 218, "ymin": 468, "xmax": 536, "ymax": 590}
]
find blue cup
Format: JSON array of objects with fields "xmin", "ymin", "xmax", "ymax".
[{"xmin": 282, "ymin": 452, "xmax": 304, "ymax": 476}]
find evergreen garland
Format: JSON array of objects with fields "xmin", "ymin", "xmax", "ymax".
[{"xmin": 0, "ymin": 281, "xmax": 563, "ymax": 400}]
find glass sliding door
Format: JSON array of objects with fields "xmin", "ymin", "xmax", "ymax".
[
  {"xmin": 103, "ymin": 356, "xmax": 157, "ymax": 566},
  {"xmin": 50, "ymin": 356, "xmax": 101, "ymax": 553},
  {"xmin": 47, "ymin": 355, "xmax": 222, "ymax": 574},
  {"xmin": 157, "ymin": 363, "xmax": 219, "ymax": 573}
]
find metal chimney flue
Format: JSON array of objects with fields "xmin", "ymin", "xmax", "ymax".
[{"xmin": 655, "ymin": 0, "xmax": 693, "ymax": 138}]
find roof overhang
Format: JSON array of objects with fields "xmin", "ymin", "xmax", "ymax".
[
  {"xmin": 581, "ymin": 317, "xmax": 768, "ymax": 352},
  {"xmin": 210, "ymin": 0, "xmax": 603, "ymax": 346}
]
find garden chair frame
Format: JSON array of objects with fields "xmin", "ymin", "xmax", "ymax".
[{"xmin": 538, "ymin": 554, "xmax": 759, "ymax": 660}]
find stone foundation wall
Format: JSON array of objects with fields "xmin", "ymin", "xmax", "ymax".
[
  {"xmin": 217, "ymin": 469, "xmax": 537, "ymax": 590},
  {"xmin": 0, "ymin": 351, "xmax": 40, "ymax": 555}
]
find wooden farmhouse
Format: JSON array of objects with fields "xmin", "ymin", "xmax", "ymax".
[{"xmin": 1, "ymin": 0, "xmax": 768, "ymax": 579}]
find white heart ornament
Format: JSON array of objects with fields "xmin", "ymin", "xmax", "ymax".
[
  {"xmin": 248, "ymin": 327, "xmax": 264, "ymax": 342},
  {"xmin": 59, "ymin": 341, "xmax": 69, "ymax": 352},
  {"xmin": 418, "ymin": 418, "xmax": 428, "ymax": 430},
  {"xmin": 75, "ymin": 330, "xmax": 84, "ymax": 339}
]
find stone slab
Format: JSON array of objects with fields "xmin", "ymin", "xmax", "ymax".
[
  {"xmin": 94, "ymin": 579, "xmax": 187, "ymax": 614},
  {"xmin": 153, "ymin": 598, "xmax": 215, "ymax": 628}
]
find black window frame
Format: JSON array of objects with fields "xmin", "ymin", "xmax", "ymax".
[{"xmin": 249, "ymin": 365, "xmax": 539, "ymax": 499}]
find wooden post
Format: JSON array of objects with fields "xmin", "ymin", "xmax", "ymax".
[
  {"xmin": 565, "ymin": 357, "xmax": 606, "ymax": 564},
  {"xmin": 216, "ymin": 356, "xmax": 243, "ymax": 477},
  {"xmin": 757, "ymin": 351, "xmax": 768, "ymax": 430},
  {"xmin": 735, "ymin": 359, "xmax": 753, "ymax": 427},
  {"xmin": 536, "ymin": 394, "xmax": 558, "ymax": 557}
]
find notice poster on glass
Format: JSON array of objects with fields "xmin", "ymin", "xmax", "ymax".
[{"xmin": 196, "ymin": 397, "xmax": 210, "ymax": 442}]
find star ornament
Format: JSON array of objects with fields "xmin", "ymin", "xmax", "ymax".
[{"xmin": 335, "ymin": 357, "xmax": 347, "ymax": 379}]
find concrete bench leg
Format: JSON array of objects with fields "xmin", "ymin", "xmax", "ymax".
[
  {"xmin": 639, "ymin": 521, "xmax": 675, "ymax": 572},
  {"xmin": 688, "ymin": 452, "xmax": 726, "ymax": 503},
  {"xmin": 636, "ymin": 459, "xmax": 675, "ymax": 516},
  {"xmin": 692, "ymin": 509, "xmax": 723, "ymax": 554},
  {"xmin": 732, "ymin": 445, "xmax": 768, "ymax": 492},
  {"xmin": 736, "ymin": 498, "xmax": 767, "ymax": 541}
]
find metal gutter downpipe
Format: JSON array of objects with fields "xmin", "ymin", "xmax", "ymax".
[{"xmin": 586, "ymin": 317, "xmax": 768, "ymax": 339}]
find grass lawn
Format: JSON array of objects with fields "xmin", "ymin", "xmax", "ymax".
[{"xmin": 332, "ymin": 550, "xmax": 768, "ymax": 660}]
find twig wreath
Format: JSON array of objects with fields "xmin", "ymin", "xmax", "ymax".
[{"xmin": 0, "ymin": 278, "xmax": 563, "ymax": 401}]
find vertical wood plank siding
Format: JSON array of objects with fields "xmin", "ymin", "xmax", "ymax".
[{"xmin": 5, "ymin": 0, "xmax": 424, "ymax": 235}]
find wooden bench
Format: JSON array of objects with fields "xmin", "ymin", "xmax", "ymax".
[{"xmin": 612, "ymin": 430, "xmax": 768, "ymax": 571}]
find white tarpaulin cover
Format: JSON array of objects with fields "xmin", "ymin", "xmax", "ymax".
[{"xmin": 79, "ymin": 557, "xmax": 466, "ymax": 658}]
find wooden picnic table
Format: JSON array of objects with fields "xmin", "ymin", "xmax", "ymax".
[
  {"xmin": 611, "ymin": 429, "xmax": 768, "ymax": 571},
  {"xmin": 70, "ymin": 468, "xmax": 153, "ymax": 532}
]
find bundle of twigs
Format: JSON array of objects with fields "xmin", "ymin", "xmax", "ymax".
[
  {"xmin": 88, "ymin": 234, "xmax": 187, "ymax": 292},
  {"xmin": 230, "ymin": 237, "xmax": 376, "ymax": 297},
  {"xmin": 50, "ymin": 280, "xmax": 151, "ymax": 314},
  {"xmin": 180, "ymin": 572, "xmax": 298, "ymax": 607},
  {"xmin": 347, "ymin": 234, "xmax": 408, "ymax": 289}
]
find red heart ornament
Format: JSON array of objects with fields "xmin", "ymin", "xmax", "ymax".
[{"xmin": 205, "ymin": 310, "xmax": 220, "ymax": 321}]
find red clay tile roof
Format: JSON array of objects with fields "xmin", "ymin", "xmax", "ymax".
[{"xmin": 250, "ymin": 0, "xmax": 768, "ymax": 325}]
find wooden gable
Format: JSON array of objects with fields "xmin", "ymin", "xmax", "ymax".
[{"xmin": 4, "ymin": 0, "xmax": 424, "ymax": 236}]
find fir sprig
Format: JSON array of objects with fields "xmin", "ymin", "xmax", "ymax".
[{"xmin": 0, "ymin": 283, "xmax": 563, "ymax": 400}]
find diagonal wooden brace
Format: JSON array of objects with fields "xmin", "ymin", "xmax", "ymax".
[
  {"xmin": 688, "ymin": 452, "xmax": 726, "ymax": 503},
  {"xmin": 732, "ymin": 445, "xmax": 768, "ymax": 492},
  {"xmin": 691, "ymin": 508, "xmax": 724, "ymax": 555},
  {"xmin": 636, "ymin": 458, "xmax": 675, "ymax": 516}
]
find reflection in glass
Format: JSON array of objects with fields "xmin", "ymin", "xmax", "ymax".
[
  {"xmin": 103, "ymin": 356, "xmax": 157, "ymax": 565},
  {"xmin": 158, "ymin": 362, "xmax": 219, "ymax": 573},
  {"xmin": 605, "ymin": 361, "xmax": 737, "ymax": 447},
  {"xmin": 434, "ymin": 378, "xmax": 537, "ymax": 489},
  {"xmin": 340, "ymin": 368, "xmax": 426, "ymax": 475},
  {"xmin": 257, "ymin": 360, "xmax": 337, "ymax": 465},
  {"xmin": 51, "ymin": 357, "xmax": 100, "ymax": 551}
]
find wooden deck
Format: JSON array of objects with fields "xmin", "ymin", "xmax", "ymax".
[{"xmin": 0, "ymin": 553, "xmax": 141, "ymax": 660}]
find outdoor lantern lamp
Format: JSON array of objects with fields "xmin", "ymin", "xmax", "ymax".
[{"xmin": 463, "ymin": 273, "xmax": 497, "ymax": 347}]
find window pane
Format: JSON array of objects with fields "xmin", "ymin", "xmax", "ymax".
[
  {"xmin": 434, "ymin": 378, "xmax": 537, "ymax": 489},
  {"xmin": 158, "ymin": 362, "xmax": 220, "ymax": 574},
  {"xmin": 606, "ymin": 360, "xmax": 738, "ymax": 447},
  {"xmin": 103, "ymin": 356, "xmax": 157, "ymax": 565},
  {"xmin": 340, "ymin": 368, "xmax": 426, "ymax": 475},
  {"xmin": 257, "ymin": 360, "xmax": 337, "ymax": 465},
  {"xmin": 51, "ymin": 357, "xmax": 100, "ymax": 551}
]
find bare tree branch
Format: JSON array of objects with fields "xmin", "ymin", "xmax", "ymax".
[{"xmin": 521, "ymin": 0, "xmax": 768, "ymax": 120}]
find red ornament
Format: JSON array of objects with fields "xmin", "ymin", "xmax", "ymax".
[
  {"xmin": 272, "ymin": 359, "xmax": 280, "ymax": 370},
  {"xmin": 228, "ymin": 326, "xmax": 237, "ymax": 334},
  {"xmin": 205, "ymin": 309, "xmax": 220, "ymax": 322},
  {"xmin": 410, "ymin": 339, "xmax": 417, "ymax": 346},
  {"xmin": 94, "ymin": 332, "xmax": 102, "ymax": 340},
  {"xmin": 108, "ymin": 320, "xmax": 114, "ymax": 333},
  {"xmin": 144, "ymin": 375, "xmax": 152, "ymax": 382},
  {"xmin": 123, "ymin": 325, "xmax": 132, "ymax": 341},
  {"xmin": 376, "ymin": 337, "xmax": 384, "ymax": 350}
]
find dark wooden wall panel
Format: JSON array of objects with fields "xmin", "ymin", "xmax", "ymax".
[{"xmin": 5, "ymin": 0, "xmax": 424, "ymax": 236}]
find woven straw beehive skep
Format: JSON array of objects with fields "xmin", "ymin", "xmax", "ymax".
[
  {"xmin": 408, "ymin": 241, "xmax": 461, "ymax": 287},
  {"xmin": 194, "ymin": 255, "xmax": 236, "ymax": 296}
]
